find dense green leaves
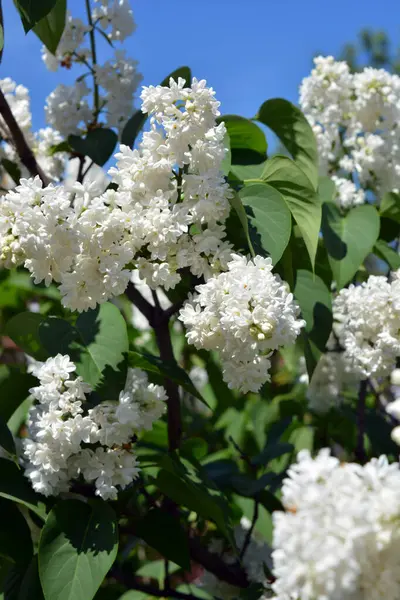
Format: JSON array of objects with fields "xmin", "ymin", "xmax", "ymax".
[
  {"xmin": 5, "ymin": 312, "xmax": 48, "ymax": 360},
  {"xmin": 261, "ymin": 156, "xmax": 321, "ymax": 267},
  {"xmin": 321, "ymin": 203, "xmax": 380, "ymax": 288},
  {"xmin": 0, "ymin": 458, "xmax": 45, "ymax": 518},
  {"xmin": 39, "ymin": 303, "xmax": 129, "ymax": 391},
  {"xmin": 256, "ymin": 98, "xmax": 318, "ymax": 189},
  {"xmin": 0, "ymin": 418, "xmax": 16, "ymax": 457},
  {"xmin": 39, "ymin": 499, "xmax": 118, "ymax": 600},
  {"xmin": 218, "ymin": 115, "xmax": 267, "ymax": 165},
  {"xmin": 238, "ymin": 183, "xmax": 291, "ymax": 264},
  {"xmin": 32, "ymin": 0, "xmax": 66, "ymax": 55},
  {"xmin": 0, "ymin": 369, "xmax": 35, "ymax": 423},
  {"xmin": 133, "ymin": 509, "xmax": 190, "ymax": 571},
  {"xmin": 380, "ymin": 191, "xmax": 400, "ymax": 224},
  {"xmin": 69, "ymin": 129, "xmax": 118, "ymax": 166},
  {"xmin": 129, "ymin": 350, "xmax": 207, "ymax": 404}
]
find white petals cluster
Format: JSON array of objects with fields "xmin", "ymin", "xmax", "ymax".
[
  {"xmin": 43, "ymin": 0, "xmax": 141, "ymax": 136},
  {"xmin": 179, "ymin": 254, "xmax": 304, "ymax": 393},
  {"xmin": 332, "ymin": 175, "xmax": 365, "ymax": 210},
  {"xmin": 0, "ymin": 78, "xmax": 67, "ymax": 181},
  {"xmin": 0, "ymin": 78, "xmax": 233, "ymax": 311},
  {"xmin": 23, "ymin": 355, "xmax": 166, "ymax": 500},
  {"xmin": 333, "ymin": 272, "xmax": 400, "ymax": 378},
  {"xmin": 272, "ymin": 449, "xmax": 400, "ymax": 600},
  {"xmin": 300, "ymin": 56, "xmax": 400, "ymax": 197}
]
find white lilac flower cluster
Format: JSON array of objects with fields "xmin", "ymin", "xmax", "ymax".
[
  {"xmin": 195, "ymin": 518, "xmax": 273, "ymax": 599},
  {"xmin": 272, "ymin": 449, "xmax": 400, "ymax": 600},
  {"xmin": 0, "ymin": 78, "xmax": 234, "ymax": 311},
  {"xmin": 0, "ymin": 78, "xmax": 67, "ymax": 182},
  {"xmin": 333, "ymin": 272, "xmax": 400, "ymax": 378},
  {"xmin": 23, "ymin": 354, "xmax": 166, "ymax": 500},
  {"xmin": 43, "ymin": 1, "xmax": 141, "ymax": 135},
  {"xmin": 300, "ymin": 56, "xmax": 400, "ymax": 207},
  {"xmin": 385, "ymin": 369, "xmax": 400, "ymax": 446},
  {"xmin": 179, "ymin": 254, "xmax": 305, "ymax": 393}
]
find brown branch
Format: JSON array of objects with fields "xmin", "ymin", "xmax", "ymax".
[
  {"xmin": 240, "ymin": 500, "xmax": 259, "ymax": 560},
  {"xmin": 126, "ymin": 281, "xmax": 155, "ymax": 325},
  {"xmin": 355, "ymin": 379, "xmax": 368, "ymax": 464},
  {"xmin": 188, "ymin": 536, "xmax": 249, "ymax": 588},
  {"xmin": 0, "ymin": 88, "xmax": 50, "ymax": 185}
]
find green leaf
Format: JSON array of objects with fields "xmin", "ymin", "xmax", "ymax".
[
  {"xmin": 156, "ymin": 455, "xmax": 232, "ymax": 542},
  {"xmin": 13, "ymin": 555, "xmax": 44, "ymax": 600},
  {"xmin": 256, "ymin": 98, "xmax": 318, "ymax": 190},
  {"xmin": 230, "ymin": 162, "xmax": 267, "ymax": 182},
  {"xmin": 0, "ymin": 458, "xmax": 45, "ymax": 518},
  {"xmin": 261, "ymin": 156, "xmax": 321, "ymax": 268},
  {"xmin": 257, "ymin": 489, "xmax": 284, "ymax": 513},
  {"xmin": 129, "ymin": 351, "xmax": 208, "ymax": 406},
  {"xmin": 0, "ymin": 418, "xmax": 16, "ymax": 457},
  {"xmin": 0, "ymin": 369, "xmax": 36, "ymax": 423},
  {"xmin": 2, "ymin": 159, "xmax": 21, "ymax": 185},
  {"xmin": 120, "ymin": 110, "xmax": 147, "ymax": 149},
  {"xmin": 160, "ymin": 66, "xmax": 191, "ymax": 87},
  {"xmin": 228, "ymin": 191, "xmax": 255, "ymax": 256},
  {"xmin": 47, "ymin": 141, "xmax": 72, "ymax": 156},
  {"xmin": 374, "ymin": 239, "xmax": 400, "ymax": 270},
  {"xmin": 218, "ymin": 115, "xmax": 267, "ymax": 163},
  {"xmin": 318, "ymin": 176, "xmax": 336, "ymax": 204},
  {"xmin": 0, "ymin": 497, "xmax": 33, "ymax": 565},
  {"xmin": 14, "ymin": 0, "xmax": 58, "ymax": 31},
  {"xmin": 32, "ymin": 0, "xmax": 66, "ymax": 54},
  {"xmin": 380, "ymin": 191, "xmax": 400, "ymax": 223},
  {"xmin": 321, "ymin": 203, "xmax": 380, "ymax": 288},
  {"xmin": 5, "ymin": 312, "xmax": 47, "ymax": 360},
  {"xmin": 39, "ymin": 303, "xmax": 129, "ymax": 391},
  {"xmin": 294, "ymin": 269, "xmax": 332, "ymax": 352},
  {"xmin": 69, "ymin": 129, "xmax": 118, "ymax": 166},
  {"xmin": 133, "ymin": 509, "xmax": 190, "ymax": 571},
  {"xmin": 0, "ymin": 24, "xmax": 3, "ymax": 52},
  {"xmin": 239, "ymin": 183, "xmax": 291, "ymax": 264},
  {"xmin": 39, "ymin": 499, "xmax": 118, "ymax": 600}
]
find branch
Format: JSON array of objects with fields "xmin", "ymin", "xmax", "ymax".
[
  {"xmin": 355, "ymin": 379, "xmax": 368, "ymax": 464},
  {"xmin": 240, "ymin": 500, "xmax": 259, "ymax": 560},
  {"xmin": 111, "ymin": 569, "xmax": 202, "ymax": 600},
  {"xmin": 0, "ymin": 0, "xmax": 4, "ymax": 65},
  {"xmin": 0, "ymin": 89, "xmax": 50, "ymax": 185},
  {"xmin": 188, "ymin": 536, "xmax": 249, "ymax": 588},
  {"xmin": 125, "ymin": 281, "xmax": 154, "ymax": 325},
  {"xmin": 85, "ymin": 0, "xmax": 100, "ymax": 120}
]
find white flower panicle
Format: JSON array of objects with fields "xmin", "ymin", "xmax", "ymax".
[
  {"xmin": 0, "ymin": 78, "xmax": 67, "ymax": 182},
  {"xmin": 43, "ymin": 0, "xmax": 142, "ymax": 136},
  {"xmin": 179, "ymin": 254, "xmax": 305, "ymax": 393},
  {"xmin": 0, "ymin": 78, "xmax": 234, "ymax": 311},
  {"xmin": 300, "ymin": 56, "xmax": 400, "ymax": 198},
  {"xmin": 333, "ymin": 272, "xmax": 400, "ymax": 378},
  {"xmin": 272, "ymin": 449, "xmax": 400, "ymax": 600},
  {"xmin": 23, "ymin": 354, "xmax": 166, "ymax": 500}
]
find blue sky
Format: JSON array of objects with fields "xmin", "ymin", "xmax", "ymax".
[{"xmin": 1, "ymin": 0, "xmax": 399, "ymax": 131}]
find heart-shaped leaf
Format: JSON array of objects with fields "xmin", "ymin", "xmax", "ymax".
[
  {"xmin": 322, "ymin": 203, "xmax": 380, "ymax": 288},
  {"xmin": 69, "ymin": 128, "xmax": 118, "ymax": 166}
]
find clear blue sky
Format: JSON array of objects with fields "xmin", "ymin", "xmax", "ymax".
[{"xmin": 1, "ymin": 0, "xmax": 399, "ymax": 131}]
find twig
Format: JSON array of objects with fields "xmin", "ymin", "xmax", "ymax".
[
  {"xmin": 126, "ymin": 281, "xmax": 154, "ymax": 324},
  {"xmin": 164, "ymin": 559, "xmax": 170, "ymax": 591},
  {"xmin": 85, "ymin": 0, "xmax": 100, "ymax": 120},
  {"xmin": 162, "ymin": 299, "xmax": 185, "ymax": 322},
  {"xmin": 240, "ymin": 500, "xmax": 259, "ymax": 560},
  {"xmin": 355, "ymin": 379, "xmax": 368, "ymax": 464},
  {"xmin": 0, "ymin": 89, "xmax": 50, "ymax": 185},
  {"xmin": 82, "ymin": 159, "xmax": 94, "ymax": 180},
  {"xmin": 111, "ymin": 569, "xmax": 202, "ymax": 600},
  {"xmin": 76, "ymin": 155, "xmax": 85, "ymax": 184},
  {"xmin": 0, "ymin": 0, "xmax": 4, "ymax": 65},
  {"xmin": 188, "ymin": 536, "xmax": 249, "ymax": 588}
]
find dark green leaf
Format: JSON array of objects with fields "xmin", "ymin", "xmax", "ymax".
[
  {"xmin": 5, "ymin": 312, "xmax": 47, "ymax": 360},
  {"xmin": 14, "ymin": 0, "xmax": 58, "ymax": 31},
  {"xmin": 321, "ymin": 203, "xmax": 380, "ymax": 288},
  {"xmin": 134, "ymin": 509, "xmax": 190, "ymax": 571},
  {"xmin": 69, "ymin": 128, "xmax": 118, "ymax": 166},
  {"xmin": 318, "ymin": 176, "xmax": 336, "ymax": 204},
  {"xmin": 230, "ymin": 473, "xmax": 276, "ymax": 497},
  {"xmin": 218, "ymin": 115, "xmax": 267, "ymax": 161},
  {"xmin": 251, "ymin": 442, "xmax": 294, "ymax": 466},
  {"xmin": 129, "ymin": 351, "xmax": 208, "ymax": 406},
  {"xmin": 0, "ymin": 369, "xmax": 36, "ymax": 423},
  {"xmin": 0, "ymin": 418, "xmax": 16, "ymax": 456},
  {"xmin": 47, "ymin": 141, "xmax": 72, "ymax": 156},
  {"xmin": 228, "ymin": 191, "xmax": 255, "ymax": 256},
  {"xmin": 257, "ymin": 489, "xmax": 284, "ymax": 513},
  {"xmin": 261, "ymin": 156, "xmax": 321, "ymax": 267},
  {"xmin": 2, "ymin": 159, "xmax": 21, "ymax": 184},
  {"xmin": 14, "ymin": 555, "xmax": 44, "ymax": 600},
  {"xmin": 39, "ymin": 499, "xmax": 118, "ymax": 600},
  {"xmin": 160, "ymin": 66, "xmax": 191, "ymax": 87},
  {"xmin": 380, "ymin": 191, "xmax": 400, "ymax": 223},
  {"xmin": 373, "ymin": 240, "xmax": 400, "ymax": 270},
  {"xmin": 120, "ymin": 110, "xmax": 146, "ymax": 149},
  {"xmin": 0, "ymin": 23, "xmax": 3, "ymax": 52},
  {"xmin": 0, "ymin": 458, "xmax": 45, "ymax": 518},
  {"xmin": 239, "ymin": 183, "xmax": 291, "ymax": 264},
  {"xmin": 294, "ymin": 269, "xmax": 332, "ymax": 352},
  {"xmin": 32, "ymin": 0, "xmax": 66, "ymax": 54},
  {"xmin": 256, "ymin": 98, "xmax": 318, "ymax": 189},
  {"xmin": 0, "ymin": 497, "xmax": 33, "ymax": 565}
]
